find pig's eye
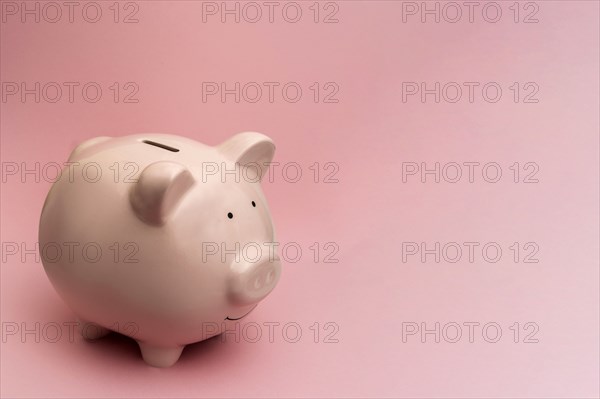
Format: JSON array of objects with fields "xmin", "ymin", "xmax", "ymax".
[
  {"xmin": 252, "ymin": 201, "xmax": 256, "ymax": 207},
  {"xmin": 227, "ymin": 212, "xmax": 233, "ymax": 219}
]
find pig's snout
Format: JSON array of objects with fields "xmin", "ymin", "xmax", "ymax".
[{"xmin": 228, "ymin": 256, "xmax": 281, "ymax": 306}]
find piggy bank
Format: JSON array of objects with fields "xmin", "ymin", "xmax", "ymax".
[{"xmin": 38, "ymin": 132, "xmax": 282, "ymax": 367}]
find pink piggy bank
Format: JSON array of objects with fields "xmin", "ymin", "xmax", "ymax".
[{"xmin": 38, "ymin": 132, "xmax": 282, "ymax": 367}]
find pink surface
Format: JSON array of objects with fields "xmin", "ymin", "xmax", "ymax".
[{"xmin": 1, "ymin": 1, "xmax": 599, "ymax": 398}]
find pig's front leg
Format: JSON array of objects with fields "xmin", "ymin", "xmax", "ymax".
[{"xmin": 137, "ymin": 342, "xmax": 184, "ymax": 367}]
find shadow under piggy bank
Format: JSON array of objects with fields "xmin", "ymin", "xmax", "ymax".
[{"xmin": 82, "ymin": 330, "xmax": 232, "ymax": 368}]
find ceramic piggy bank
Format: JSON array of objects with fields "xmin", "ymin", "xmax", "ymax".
[{"xmin": 39, "ymin": 133, "xmax": 282, "ymax": 367}]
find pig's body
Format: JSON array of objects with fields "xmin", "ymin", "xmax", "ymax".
[{"xmin": 39, "ymin": 133, "xmax": 282, "ymax": 367}]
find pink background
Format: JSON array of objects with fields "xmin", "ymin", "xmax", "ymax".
[{"xmin": 1, "ymin": 1, "xmax": 599, "ymax": 397}]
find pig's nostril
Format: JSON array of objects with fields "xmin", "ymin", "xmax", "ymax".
[{"xmin": 229, "ymin": 258, "xmax": 281, "ymax": 306}]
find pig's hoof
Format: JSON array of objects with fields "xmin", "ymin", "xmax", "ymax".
[
  {"xmin": 138, "ymin": 342, "xmax": 184, "ymax": 367},
  {"xmin": 78, "ymin": 319, "xmax": 110, "ymax": 340}
]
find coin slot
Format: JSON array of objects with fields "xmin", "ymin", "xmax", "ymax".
[{"xmin": 142, "ymin": 140, "xmax": 179, "ymax": 152}]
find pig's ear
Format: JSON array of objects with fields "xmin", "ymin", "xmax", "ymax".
[
  {"xmin": 218, "ymin": 132, "xmax": 275, "ymax": 181},
  {"xmin": 130, "ymin": 161, "xmax": 195, "ymax": 226}
]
